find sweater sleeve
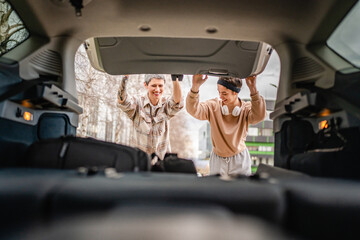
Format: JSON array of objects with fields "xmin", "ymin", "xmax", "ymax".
[
  {"xmin": 186, "ymin": 91, "xmax": 210, "ymax": 121},
  {"xmin": 247, "ymin": 91, "xmax": 267, "ymax": 124}
]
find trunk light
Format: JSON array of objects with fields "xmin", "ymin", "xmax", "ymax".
[
  {"xmin": 23, "ymin": 112, "xmax": 33, "ymax": 121},
  {"xmin": 319, "ymin": 120, "xmax": 328, "ymax": 130}
]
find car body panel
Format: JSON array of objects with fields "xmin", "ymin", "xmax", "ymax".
[{"xmin": 85, "ymin": 37, "xmax": 272, "ymax": 77}]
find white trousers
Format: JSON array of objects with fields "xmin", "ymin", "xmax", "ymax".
[{"xmin": 210, "ymin": 148, "xmax": 252, "ymax": 176}]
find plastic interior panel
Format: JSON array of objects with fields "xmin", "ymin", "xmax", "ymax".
[
  {"xmin": 38, "ymin": 114, "xmax": 68, "ymax": 140},
  {"xmin": 91, "ymin": 37, "xmax": 266, "ymax": 78},
  {"xmin": 0, "ymin": 62, "xmax": 22, "ymax": 95}
]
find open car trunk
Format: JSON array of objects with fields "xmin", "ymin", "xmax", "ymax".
[{"xmin": 85, "ymin": 37, "xmax": 272, "ymax": 77}]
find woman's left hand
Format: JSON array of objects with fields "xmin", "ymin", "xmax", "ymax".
[{"xmin": 245, "ymin": 75, "xmax": 257, "ymax": 94}]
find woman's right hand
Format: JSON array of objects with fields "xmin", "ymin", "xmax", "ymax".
[
  {"xmin": 191, "ymin": 74, "xmax": 208, "ymax": 92},
  {"xmin": 118, "ymin": 75, "xmax": 129, "ymax": 102}
]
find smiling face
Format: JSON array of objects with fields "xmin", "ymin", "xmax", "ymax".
[
  {"xmin": 217, "ymin": 84, "xmax": 238, "ymax": 106},
  {"xmin": 144, "ymin": 78, "xmax": 165, "ymax": 105}
]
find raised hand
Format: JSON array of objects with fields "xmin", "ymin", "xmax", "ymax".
[
  {"xmin": 191, "ymin": 74, "xmax": 208, "ymax": 92},
  {"xmin": 118, "ymin": 75, "xmax": 129, "ymax": 102},
  {"xmin": 245, "ymin": 75, "xmax": 257, "ymax": 95}
]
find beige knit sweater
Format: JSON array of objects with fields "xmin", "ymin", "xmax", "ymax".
[{"xmin": 186, "ymin": 91, "xmax": 266, "ymax": 157}]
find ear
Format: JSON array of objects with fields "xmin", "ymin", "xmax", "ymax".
[{"xmin": 144, "ymin": 82, "xmax": 148, "ymax": 89}]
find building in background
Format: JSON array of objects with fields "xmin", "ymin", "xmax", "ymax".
[{"xmin": 246, "ymin": 99, "xmax": 275, "ymax": 170}]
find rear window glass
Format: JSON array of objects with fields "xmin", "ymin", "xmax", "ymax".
[
  {"xmin": 0, "ymin": 1, "xmax": 30, "ymax": 56},
  {"xmin": 327, "ymin": 1, "xmax": 360, "ymax": 68}
]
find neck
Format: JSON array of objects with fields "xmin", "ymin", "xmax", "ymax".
[
  {"xmin": 148, "ymin": 94, "xmax": 159, "ymax": 106},
  {"xmin": 228, "ymin": 98, "xmax": 240, "ymax": 107},
  {"xmin": 150, "ymin": 99, "xmax": 159, "ymax": 106},
  {"xmin": 225, "ymin": 98, "xmax": 240, "ymax": 112}
]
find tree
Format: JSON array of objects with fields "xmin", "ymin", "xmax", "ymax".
[
  {"xmin": 0, "ymin": 0, "xmax": 29, "ymax": 55},
  {"xmin": 75, "ymin": 46, "xmax": 103, "ymax": 138},
  {"xmin": 170, "ymin": 110, "xmax": 198, "ymax": 159},
  {"xmin": 74, "ymin": 46, "xmax": 199, "ymax": 159},
  {"xmin": 75, "ymin": 45, "xmax": 134, "ymax": 144}
]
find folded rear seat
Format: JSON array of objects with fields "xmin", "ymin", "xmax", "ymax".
[
  {"xmin": 255, "ymin": 163, "xmax": 360, "ymax": 239},
  {"xmin": 9, "ymin": 167, "xmax": 360, "ymax": 239},
  {"xmin": 286, "ymin": 127, "xmax": 360, "ymax": 180},
  {"xmin": 0, "ymin": 169, "xmax": 70, "ymax": 238},
  {"xmin": 49, "ymin": 173, "xmax": 286, "ymax": 225},
  {"xmin": 281, "ymin": 178, "xmax": 360, "ymax": 240},
  {"xmin": 23, "ymin": 136, "xmax": 150, "ymax": 172},
  {"xmin": 0, "ymin": 168, "xmax": 287, "ymax": 237}
]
